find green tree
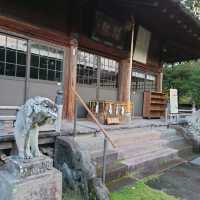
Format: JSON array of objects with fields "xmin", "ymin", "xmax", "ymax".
[
  {"xmin": 183, "ymin": 0, "xmax": 193, "ymax": 9},
  {"xmin": 182, "ymin": 0, "xmax": 200, "ymax": 18},
  {"xmin": 163, "ymin": 61, "xmax": 200, "ymax": 106},
  {"xmin": 188, "ymin": 68, "xmax": 200, "ymax": 105}
]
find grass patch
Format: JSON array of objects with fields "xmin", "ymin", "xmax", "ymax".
[
  {"xmin": 142, "ymin": 174, "xmax": 160, "ymax": 183},
  {"xmin": 62, "ymin": 188, "xmax": 83, "ymax": 200},
  {"xmin": 110, "ymin": 181, "xmax": 179, "ymax": 200}
]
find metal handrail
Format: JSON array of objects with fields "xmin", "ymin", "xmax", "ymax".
[
  {"xmin": 71, "ymin": 87, "xmax": 116, "ymax": 148},
  {"xmin": 71, "ymin": 87, "xmax": 116, "ymax": 183}
]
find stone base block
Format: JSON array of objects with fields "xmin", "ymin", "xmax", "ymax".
[{"xmin": 0, "ymin": 156, "xmax": 62, "ymax": 200}]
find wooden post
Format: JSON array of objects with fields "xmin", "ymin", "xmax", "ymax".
[
  {"xmin": 118, "ymin": 59, "xmax": 131, "ymax": 103},
  {"xmin": 156, "ymin": 72, "xmax": 163, "ymax": 92},
  {"xmin": 63, "ymin": 38, "xmax": 78, "ymax": 120},
  {"xmin": 160, "ymin": 72, "xmax": 163, "ymax": 92},
  {"xmin": 118, "ymin": 19, "xmax": 135, "ymax": 121}
]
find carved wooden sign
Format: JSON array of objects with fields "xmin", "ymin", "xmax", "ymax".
[{"xmin": 92, "ymin": 12, "xmax": 125, "ymax": 49}]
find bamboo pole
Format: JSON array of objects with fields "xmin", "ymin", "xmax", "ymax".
[{"xmin": 71, "ymin": 87, "xmax": 116, "ymax": 148}]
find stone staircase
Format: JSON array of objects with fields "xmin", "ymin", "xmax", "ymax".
[{"xmin": 75, "ymin": 127, "xmax": 191, "ymax": 183}]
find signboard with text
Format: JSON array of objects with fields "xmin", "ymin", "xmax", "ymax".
[{"xmin": 170, "ymin": 89, "xmax": 178, "ymax": 114}]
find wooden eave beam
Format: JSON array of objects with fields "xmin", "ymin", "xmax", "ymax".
[
  {"xmin": 78, "ymin": 35, "xmax": 128, "ymax": 60},
  {"xmin": 0, "ymin": 15, "xmax": 70, "ymax": 47}
]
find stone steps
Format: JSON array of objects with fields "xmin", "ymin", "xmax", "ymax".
[
  {"xmin": 122, "ymin": 148, "xmax": 178, "ymax": 171},
  {"xmin": 133, "ymin": 157, "xmax": 185, "ymax": 179},
  {"xmin": 117, "ymin": 140, "xmax": 168, "ymax": 160},
  {"xmin": 177, "ymin": 145, "xmax": 194, "ymax": 160},
  {"xmin": 76, "ymin": 127, "xmax": 193, "ymax": 183},
  {"xmin": 92, "ymin": 149, "xmax": 118, "ymax": 166},
  {"xmin": 96, "ymin": 162, "xmax": 128, "ymax": 183},
  {"xmin": 111, "ymin": 131, "xmax": 161, "ymax": 147},
  {"xmin": 168, "ymin": 137, "xmax": 190, "ymax": 150}
]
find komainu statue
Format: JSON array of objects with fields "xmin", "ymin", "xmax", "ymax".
[{"xmin": 14, "ymin": 96, "xmax": 57, "ymax": 159}]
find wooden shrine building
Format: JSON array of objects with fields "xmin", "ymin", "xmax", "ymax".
[{"xmin": 0, "ymin": 0, "xmax": 200, "ymax": 119}]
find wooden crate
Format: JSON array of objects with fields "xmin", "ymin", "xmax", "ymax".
[{"xmin": 143, "ymin": 91, "xmax": 166, "ymax": 119}]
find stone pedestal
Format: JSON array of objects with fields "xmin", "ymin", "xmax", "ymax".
[{"xmin": 0, "ymin": 156, "xmax": 62, "ymax": 200}]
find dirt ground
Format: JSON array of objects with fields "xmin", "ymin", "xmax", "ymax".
[{"xmin": 147, "ymin": 162, "xmax": 200, "ymax": 200}]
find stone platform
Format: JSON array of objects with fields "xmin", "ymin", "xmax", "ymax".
[{"xmin": 0, "ymin": 156, "xmax": 62, "ymax": 200}]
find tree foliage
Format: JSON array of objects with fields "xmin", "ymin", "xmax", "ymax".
[
  {"xmin": 182, "ymin": 0, "xmax": 200, "ymax": 18},
  {"xmin": 163, "ymin": 61, "xmax": 200, "ymax": 106}
]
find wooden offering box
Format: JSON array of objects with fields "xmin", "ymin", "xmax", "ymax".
[
  {"xmin": 88, "ymin": 100, "xmax": 133, "ymax": 124},
  {"xmin": 143, "ymin": 91, "xmax": 166, "ymax": 119}
]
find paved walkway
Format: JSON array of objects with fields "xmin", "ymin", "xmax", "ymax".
[
  {"xmin": 147, "ymin": 161, "xmax": 200, "ymax": 200},
  {"xmin": 75, "ymin": 118, "xmax": 167, "ymax": 132}
]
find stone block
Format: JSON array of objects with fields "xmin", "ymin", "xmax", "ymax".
[{"xmin": 0, "ymin": 156, "xmax": 62, "ymax": 200}]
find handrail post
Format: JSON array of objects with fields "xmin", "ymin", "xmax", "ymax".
[
  {"xmin": 70, "ymin": 88, "xmax": 117, "ymax": 186},
  {"xmin": 73, "ymin": 96, "xmax": 77, "ymax": 137},
  {"xmin": 102, "ymin": 138, "xmax": 108, "ymax": 184}
]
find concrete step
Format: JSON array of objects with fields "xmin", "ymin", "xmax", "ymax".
[
  {"xmin": 92, "ymin": 150, "xmax": 119, "ymax": 166},
  {"xmin": 117, "ymin": 139, "xmax": 168, "ymax": 159},
  {"xmin": 178, "ymin": 145, "xmax": 195, "ymax": 160},
  {"xmin": 109, "ymin": 129, "xmax": 161, "ymax": 140},
  {"xmin": 134, "ymin": 157, "xmax": 185, "ymax": 179},
  {"xmin": 112, "ymin": 133, "xmax": 161, "ymax": 147},
  {"xmin": 96, "ymin": 162, "xmax": 128, "ymax": 183},
  {"xmin": 118, "ymin": 143, "xmax": 168, "ymax": 160},
  {"xmin": 76, "ymin": 135, "xmax": 114, "ymax": 152},
  {"xmin": 167, "ymin": 137, "xmax": 190, "ymax": 150},
  {"xmin": 122, "ymin": 148, "xmax": 178, "ymax": 171}
]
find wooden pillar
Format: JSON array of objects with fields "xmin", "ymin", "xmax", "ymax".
[
  {"xmin": 118, "ymin": 59, "xmax": 132, "ymax": 105},
  {"xmin": 63, "ymin": 38, "xmax": 78, "ymax": 120},
  {"xmin": 156, "ymin": 72, "xmax": 163, "ymax": 92}
]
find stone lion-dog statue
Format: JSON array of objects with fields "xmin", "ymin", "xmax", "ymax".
[{"xmin": 14, "ymin": 96, "xmax": 57, "ymax": 159}]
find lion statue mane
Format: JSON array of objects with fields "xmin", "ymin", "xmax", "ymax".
[{"xmin": 14, "ymin": 96, "xmax": 57, "ymax": 160}]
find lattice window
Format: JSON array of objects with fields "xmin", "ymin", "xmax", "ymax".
[
  {"xmin": 100, "ymin": 57, "xmax": 118, "ymax": 88},
  {"xmin": 131, "ymin": 71, "xmax": 145, "ymax": 91},
  {"xmin": 77, "ymin": 50, "xmax": 119, "ymax": 88},
  {"xmin": 30, "ymin": 42, "xmax": 64, "ymax": 82},
  {"xmin": 0, "ymin": 34, "xmax": 27, "ymax": 78},
  {"xmin": 131, "ymin": 70, "xmax": 156, "ymax": 92},
  {"xmin": 77, "ymin": 50, "xmax": 98, "ymax": 85},
  {"xmin": 145, "ymin": 74, "xmax": 156, "ymax": 91}
]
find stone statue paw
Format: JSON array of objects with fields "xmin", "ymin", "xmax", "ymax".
[
  {"xmin": 32, "ymin": 150, "xmax": 41, "ymax": 157},
  {"xmin": 24, "ymin": 152, "xmax": 33, "ymax": 160}
]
